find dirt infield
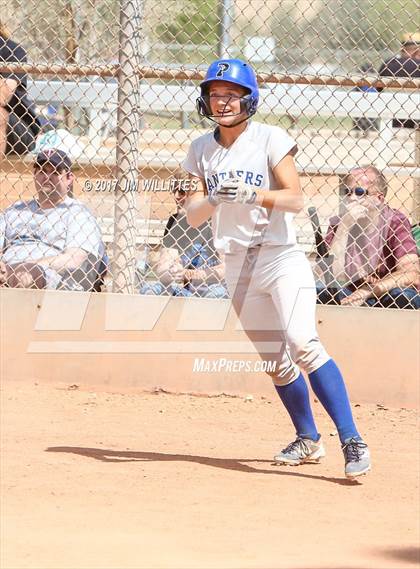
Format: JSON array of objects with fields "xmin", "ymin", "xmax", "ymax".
[{"xmin": 1, "ymin": 381, "xmax": 419, "ymax": 569}]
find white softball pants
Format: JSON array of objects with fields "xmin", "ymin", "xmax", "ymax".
[{"xmin": 224, "ymin": 244, "xmax": 330, "ymax": 385}]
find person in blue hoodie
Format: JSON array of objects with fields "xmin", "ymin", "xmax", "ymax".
[{"xmin": 139, "ymin": 175, "xmax": 227, "ymax": 298}]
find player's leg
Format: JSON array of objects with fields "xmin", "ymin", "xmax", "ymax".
[
  {"xmin": 266, "ymin": 247, "xmax": 370, "ymax": 477},
  {"xmin": 224, "ymin": 250, "xmax": 324, "ymax": 465}
]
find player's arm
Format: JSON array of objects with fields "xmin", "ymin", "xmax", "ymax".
[
  {"xmin": 215, "ymin": 152, "xmax": 304, "ymax": 214},
  {"xmin": 253, "ymin": 153, "xmax": 304, "ymax": 213},
  {"xmin": 185, "ymin": 175, "xmax": 215, "ymax": 228}
]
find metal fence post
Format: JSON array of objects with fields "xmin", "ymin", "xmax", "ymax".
[
  {"xmin": 218, "ymin": 0, "xmax": 233, "ymax": 59},
  {"xmin": 414, "ymin": 128, "xmax": 420, "ymax": 224},
  {"xmin": 112, "ymin": 0, "xmax": 143, "ymax": 293}
]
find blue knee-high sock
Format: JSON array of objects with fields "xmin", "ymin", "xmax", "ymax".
[
  {"xmin": 275, "ymin": 373, "xmax": 320, "ymax": 441},
  {"xmin": 308, "ymin": 359, "xmax": 360, "ymax": 444}
]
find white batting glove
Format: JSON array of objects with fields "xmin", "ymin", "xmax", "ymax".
[
  {"xmin": 214, "ymin": 178, "xmax": 257, "ymax": 205},
  {"xmin": 208, "ymin": 189, "xmax": 222, "ymax": 206}
]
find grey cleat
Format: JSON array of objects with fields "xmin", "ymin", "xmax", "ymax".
[
  {"xmin": 274, "ymin": 436, "xmax": 326, "ymax": 465},
  {"xmin": 342, "ymin": 438, "xmax": 371, "ymax": 479}
]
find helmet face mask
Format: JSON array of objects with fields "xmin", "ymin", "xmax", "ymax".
[
  {"xmin": 197, "ymin": 90, "xmax": 254, "ymax": 118},
  {"xmin": 196, "ymin": 59, "xmax": 259, "ymax": 126}
]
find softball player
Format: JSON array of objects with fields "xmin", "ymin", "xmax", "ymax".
[{"xmin": 183, "ymin": 58, "xmax": 370, "ymax": 479}]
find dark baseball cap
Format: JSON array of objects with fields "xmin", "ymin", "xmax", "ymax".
[{"xmin": 35, "ymin": 149, "xmax": 72, "ymax": 171}]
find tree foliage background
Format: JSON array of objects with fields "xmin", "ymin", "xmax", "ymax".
[{"xmin": 2, "ymin": 0, "xmax": 418, "ymax": 71}]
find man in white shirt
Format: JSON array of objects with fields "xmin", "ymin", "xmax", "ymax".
[{"xmin": 0, "ymin": 149, "xmax": 104, "ymax": 290}]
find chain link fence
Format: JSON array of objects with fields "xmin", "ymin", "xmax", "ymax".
[{"xmin": 1, "ymin": 0, "xmax": 419, "ymax": 307}]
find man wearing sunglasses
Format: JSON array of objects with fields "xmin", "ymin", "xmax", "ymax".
[{"xmin": 317, "ymin": 165, "xmax": 419, "ymax": 309}]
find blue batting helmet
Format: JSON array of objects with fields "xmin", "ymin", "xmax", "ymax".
[{"xmin": 197, "ymin": 58, "xmax": 259, "ymax": 119}]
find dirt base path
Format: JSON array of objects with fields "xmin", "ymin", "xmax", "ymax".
[{"xmin": 1, "ymin": 381, "xmax": 419, "ymax": 569}]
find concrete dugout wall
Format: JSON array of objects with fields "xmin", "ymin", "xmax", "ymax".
[{"xmin": 1, "ymin": 288, "xmax": 418, "ymax": 408}]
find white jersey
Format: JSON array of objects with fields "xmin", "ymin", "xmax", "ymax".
[
  {"xmin": 183, "ymin": 121, "xmax": 297, "ymax": 253},
  {"xmin": 0, "ymin": 196, "xmax": 103, "ymax": 264}
]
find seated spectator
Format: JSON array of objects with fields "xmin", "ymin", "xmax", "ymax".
[
  {"xmin": 0, "ymin": 21, "xmax": 41, "ymax": 157},
  {"xmin": 378, "ymin": 32, "xmax": 420, "ymax": 129},
  {"xmin": 0, "ymin": 149, "xmax": 105, "ymax": 291},
  {"xmin": 412, "ymin": 222, "xmax": 420, "ymax": 254},
  {"xmin": 139, "ymin": 176, "xmax": 228, "ymax": 299},
  {"xmin": 316, "ymin": 165, "xmax": 420, "ymax": 309}
]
